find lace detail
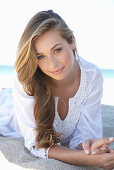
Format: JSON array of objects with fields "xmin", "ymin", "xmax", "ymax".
[
  {"xmin": 25, "ymin": 130, "xmax": 49, "ymax": 159},
  {"xmin": 30, "ymin": 147, "xmax": 49, "ymax": 159},
  {"xmin": 29, "ymin": 143, "xmax": 61, "ymax": 158},
  {"xmin": 53, "ymin": 65, "xmax": 87, "ymax": 139},
  {"xmin": 26, "ymin": 130, "xmax": 61, "ymax": 158}
]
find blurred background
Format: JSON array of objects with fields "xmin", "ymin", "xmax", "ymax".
[{"xmin": 0, "ymin": 0, "xmax": 114, "ymax": 105}]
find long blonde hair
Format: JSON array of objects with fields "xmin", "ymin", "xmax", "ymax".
[{"xmin": 15, "ymin": 10, "xmax": 77, "ymax": 148}]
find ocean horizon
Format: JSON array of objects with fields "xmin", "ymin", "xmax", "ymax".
[
  {"xmin": 0, "ymin": 65, "xmax": 114, "ymax": 106},
  {"xmin": 0, "ymin": 65, "xmax": 114, "ymax": 78}
]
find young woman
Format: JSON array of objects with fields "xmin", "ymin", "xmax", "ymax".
[{"xmin": 0, "ymin": 10, "xmax": 114, "ymax": 169}]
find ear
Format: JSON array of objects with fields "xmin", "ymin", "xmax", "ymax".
[{"xmin": 71, "ymin": 35, "xmax": 76, "ymax": 50}]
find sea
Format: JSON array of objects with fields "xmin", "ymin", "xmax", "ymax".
[{"xmin": 0, "ymin": 65, "xmax": 114, "ymax": 105}]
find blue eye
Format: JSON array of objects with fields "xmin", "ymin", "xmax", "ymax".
[
  {"xmin": 55, "ymin": 48, "xmax": 62, "ymax": 53},
  {"xmin": 37, "ymin": 55, "xmax": 45, "ymax": 60}
]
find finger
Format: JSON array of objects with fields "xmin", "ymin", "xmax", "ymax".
[
  {"xmin": 91, "ymin": 144, "xmax": 109, "ymax": 155},
  {"xmin": 102, "ymin": 137, "xmax": 114, "ymax": 144},
  {"xmin": 109, "ymin": 149, "xmax": 114, "ymax": 153},
  {"xmin": 100, "ymin": 144, "xmax": 109, "ymax": 153},
  {"xmin": 92, "ymin": 144, "xmax": 109, "ymax": 155},
  {"xmin": 91, "ymin": 148, "xmax": 100, "ymax": 155},
  {"xmin": 82, "ymin": 140, "xmax": 91, "ymax": 155},
  {"xmin": 108, "ymin": 137, "xmax": 114, "ymax": 143},
  {"xmin": 91, "ymin": 137, "xmax": 114, "ymax": 153}
]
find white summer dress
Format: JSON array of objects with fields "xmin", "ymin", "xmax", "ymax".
[{"xmin": 0, "ymin": 57, "xmax": 103, "ymax": 158}]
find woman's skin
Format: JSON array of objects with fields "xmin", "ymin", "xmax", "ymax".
[
  {"xmin": 48, "ymin": 138, "xmax": 114, "ymax": 169},
  {"xmin": 34, "ymin": 30, "xmax": 114, "ymax": 169},
  {"xmin": 34, "ymin": 29, "xmax": 77, "ymax": 84},
  {"xmin": 82, "ymin": 138, "xmax": 114, "ymax": 155}
]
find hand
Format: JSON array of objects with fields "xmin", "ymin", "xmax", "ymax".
[
  {"xmin": 82, "ymin": 137, "xmax": 114, "ymax": 155},
  {"xmin": 93, "ymin": 152, "xmax": 114, "ymax": 170}
]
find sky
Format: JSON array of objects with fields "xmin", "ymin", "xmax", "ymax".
[{"xmin": 0, "ymin": 0, "xmax": 114, "ymax": 69}]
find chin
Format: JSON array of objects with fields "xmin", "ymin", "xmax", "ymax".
[
  {"xmin": 51, "ymin": 73, "xmax": 68, "ymax": 81},
  {"xmin": 51, "ymin": 76, "xmax": 64, "ymax": 81}
]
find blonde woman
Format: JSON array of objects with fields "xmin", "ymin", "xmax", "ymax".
[{"xmin": 0, "ymin": 10, "xmax": 114, "ymax": 169}]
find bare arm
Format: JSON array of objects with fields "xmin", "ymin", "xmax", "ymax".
[
  {"xmin": 48, "ymin": 145, "xmax": 114, "ymax": 169},
  {"xmin": 48, "ymin": 145, "xmax": 94, "ymax": 166}
]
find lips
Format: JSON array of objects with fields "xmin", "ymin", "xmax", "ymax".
[{"xmin": 51, "ymin": 67, "xmax": 64, "ymax": 75}]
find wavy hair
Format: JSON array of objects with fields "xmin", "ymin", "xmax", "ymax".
[{"xmin": 14, "ymin": 10, "xmax": 77, "ymax": 148}]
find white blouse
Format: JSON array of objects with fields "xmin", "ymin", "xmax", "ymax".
[{"xmin": 0, "ymin": 57, "xmax": 103, "ymax": 158}]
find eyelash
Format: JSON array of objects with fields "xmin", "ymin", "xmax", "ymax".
[
  {"xmin": 54, "ymin": 48, "xmax": 62, "ymax": 53},
  {"xmin": 37, "ymin": 55, "xmax": 44, "ymax": 60},
  {"xmin": 37, "ymin": 48, "xmax": 62, "ymax": 60}
]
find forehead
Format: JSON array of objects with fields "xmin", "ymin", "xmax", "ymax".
[{"xmin": 33, "ymin": 30, "xmax": 66, "ymax": 52}]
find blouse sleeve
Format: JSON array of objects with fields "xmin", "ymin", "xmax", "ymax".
[
  {"xmin": 69, "ymin": 67, "xmax": 103, "ymax": 149},
  {"xmin": 12, "ymin": 72, "xmax": 50, "ymax": 158}
]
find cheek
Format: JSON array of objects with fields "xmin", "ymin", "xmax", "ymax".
[
  {"xmin": 37, "ymin": 61, "xmax": 45, "ymax": 71},
  {"xmin": 64, "ymin": 50, "xmax": 74, "ymax": 64},
  {"xmin": 38, "ymin": 61, "xmax": 49, "ymax": 75}
]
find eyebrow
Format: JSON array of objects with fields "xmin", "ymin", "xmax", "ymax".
[
  {"xmin": 36, "ymin": 43, "xmax": 62, "ymax": 55},
  {"xmin": 51, "ymin": 43, "xmax": 62, "ymax": 50}
]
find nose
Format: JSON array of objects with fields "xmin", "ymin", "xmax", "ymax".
[{"xmin": 48, "ymin": 55, "xmax": 58, "ymax": 69}]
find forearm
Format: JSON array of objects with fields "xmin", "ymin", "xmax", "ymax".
[{"xmin": 48, "ymin": 145, "xmax": 96, "ymax": 166}]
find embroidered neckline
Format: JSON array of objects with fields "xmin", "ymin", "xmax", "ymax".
[{"xmin": 53, "ymin": 62, "xmax": 87, "ymax": 138}]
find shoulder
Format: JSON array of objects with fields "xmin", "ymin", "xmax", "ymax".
[
  {"xmin": 13, "ymin": 70, "xmax": 34, "ymax": 99},
  {"xmin": 79, "ymin": 56, "xmax": 103, "ymax": 81},
  {"xmin": 78, "ymin": 57, "xmax": 103, "ymax": 105},
  {"xmin": 78, "ymin": 56, "xmax": 103, "ymax": 95}
]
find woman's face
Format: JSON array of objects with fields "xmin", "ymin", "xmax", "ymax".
[{"xmin": 34, "ymin": 30, "xmax": 75, "ymax": 81}]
